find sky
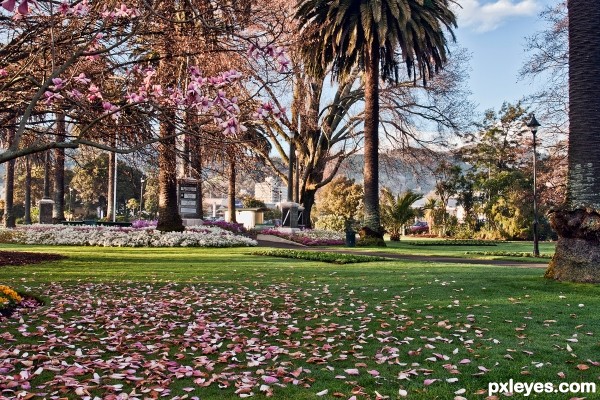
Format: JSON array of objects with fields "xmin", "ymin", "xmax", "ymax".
[{"xmin": 451, "ymin": 0, "xmax": 560, "ymax": 115}]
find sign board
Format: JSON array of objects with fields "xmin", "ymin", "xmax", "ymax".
[{"xmin": 178, "ymin": 179, "xmax": 201, "ymax": 218}]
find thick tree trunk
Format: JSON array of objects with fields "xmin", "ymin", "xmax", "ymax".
[
  {"xmin": 156, "ymin": 117, "xmax": 183, "ymax": 231},
  {"xmin": 24, "ymin": 156, "xmax": 32, "ymax": 224},
  {"xmin": 301, "ymin": 188, "xmax": 316, "ymax": 229},
  {"xmin": 362, "ymin": 44, "xmax": 383, "ymax": 241},
  {"xmin": 156, "ymin": 10, "xmax": 183, "ymax": 232},
  {"xmin": 227, "ymin": 159, "xmax": 237, "ymax": 223},
  {"xmin": 53, "ymin": 113, "xmax": 65, "ymax": 223},
  {"xmin": 546, "ymin": 1, "xmax": 600, "ymax": 282},
  {"xmin": 43, "ymin": 151, "xmax": 51, "ymax": 199},
  {"xmin": 4, "ymin": 158, "xmax": 15, "ymax": 228}
]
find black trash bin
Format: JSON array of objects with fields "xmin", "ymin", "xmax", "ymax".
[{"xmin": 345, "ymin": 230, "xmax": 356, "ymax": 247}]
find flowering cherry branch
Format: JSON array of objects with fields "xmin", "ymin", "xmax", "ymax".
[{"xmin": 0, "ymin": 1, "xmax": 292, "ymax": 162}]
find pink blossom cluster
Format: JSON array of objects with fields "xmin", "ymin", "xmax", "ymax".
[
  {"xmin": 247, "ymin": 43, "xmax": 291, "ymax": 73},
  {"xmin": 1, "ymin": 0, "xmax": 29, "ymax": 15},
  {"xmin": 101, "ymin": 3, "xmax": 141, "ymax": 20},
  {"xmin": 254, "ymin": 101, "xmax": 286, "ymax": 122},
  {"xmin": 0, "ymin": 4, "xmax": 290, "ymax": 138},
  {"xmin": 57, "ymin": 0, "xmax": 90, "ymax": 17}
]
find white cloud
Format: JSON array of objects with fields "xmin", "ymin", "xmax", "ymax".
[{"xmin": 453, "ymin": 0, "xmax": 542, "ymax": 32}]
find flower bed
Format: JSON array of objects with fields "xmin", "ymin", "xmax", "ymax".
[
  {"xmin": 0, "ymin": 225, "xmax": 257, "ymax": 248},
  {"xmin": 259, "ymin": 228, "xmax": 344, "ymax": 246},
  {"xmin": 0, "ymin": 285, "xmax": 22, "ymax": 309},
  {"xmin": 0, "ymin": 285, "xmax": 41, "ymax": 318},
  {"xmin": 131, "ymin": 219, "xmax": 252, "ymax": 236}
]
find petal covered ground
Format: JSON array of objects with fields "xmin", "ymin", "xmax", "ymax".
[{"xmin": 1, "ymin": 278, "xmax": 599, "ymax": 399}]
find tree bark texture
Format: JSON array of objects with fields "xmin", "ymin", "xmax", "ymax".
[
  {"xmin": 53, "ymin": 113, "xmax": 66, "ymax": 223},
  {"xmin": 546, "ymin": 1, "xmax": 600, "ymax": 282},
  {"xmin": 565, "ymin": 1, "xmax": 600, "ymax": 210},
  {"xmin": 156, "ymin": 113, "xmax": 183, "ymax": 231},
  {"xmin": 156, "ymin": 1, "xmax": 184, "ymax": 232},
  {"xmin": 362, "ymin": 43, "xmax": 383, "ymax": 239},
  {"xmin": 156, "ymin": 6, "xmax": 183, "ymax": 232}
]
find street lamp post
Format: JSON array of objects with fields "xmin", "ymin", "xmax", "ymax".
[
  {"xmin": 527, "ymin": 113, "xmax": 541, "ymax": 257},
  {"xmin": 112, "ymin": 152, "xmax": 118, "ymax": 222},
  {"xmin": 140, "ymin": 177, "xmax": 145, "ymax": 216},
  {"xmin": 68, "ymin": 187, "xmax": 73, "ymax": 220},
  {"xmin": 294, "ymin": 149, "xmax": 300, "ymax": 204},
  {"xmin": 287, "ymin": 132, "xmax": 295, "ymax": 202}
]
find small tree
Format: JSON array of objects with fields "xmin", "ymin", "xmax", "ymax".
[
  {"xmin": 241, "ymin": 196, "xmax": 266, "ymax": 209},
  {"xmin": 380, "ymin": 188, "xmax": 422, "ymax": 241},
  {"xmin": 126, "ymin": 198, "xmax": 140, "ymax": 218},
  {"xmin": 423, "ymin": 198, "xmax": 446, "ymax": 236},
  {"xmin": 313, "ymin": 176, "xmax": 363, "ymax": 232}
]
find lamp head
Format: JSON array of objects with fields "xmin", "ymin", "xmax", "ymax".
[{"xmin": 526, "ymin": 113, "xmax": 541, "ymax": 133}]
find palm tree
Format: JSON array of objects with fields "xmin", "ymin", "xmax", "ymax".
[
  {"xmin": 545, "ymin": 1, "xmax": 600, "ymax": 282},
  {"xmin": 380, "ymin": 188, "xmax": 422, "ymax": 240},
  {"xmin": 422, "ymin": 197, "xmax": 439, "ymax": 235},
  {"xmin": 295, "ymin": 0, "xmax": 456, "ymax": 239}
]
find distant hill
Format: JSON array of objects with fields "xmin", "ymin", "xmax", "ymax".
[{"xmin": 326, "ymin": 149, "xmax": 461, "ymax": 197}]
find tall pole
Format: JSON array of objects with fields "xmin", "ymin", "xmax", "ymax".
[
  {"xmin": 113, "ymin": 153, "xmax": 117, "ymax": 222},
  {"xmin": 68, "ymin": 187, "xmax": 73, "ymax": 220},
  {"xmin": 532, "ymin": 131, "xmax": 540, "ymax": 257},
  {"xmin": 294, "ymin": 151, "xmax": 300, "ymax": 204},
  {"xmin": 287, "ymin": 134, "xmax": 295, "ymax": 202},
  {"xmin": 140, "ymin": 177, "xmax": 145, "ymax": 216},
  {"xmin": 527, "ymin": 113, "xmax": 541, "ymax": 257}
]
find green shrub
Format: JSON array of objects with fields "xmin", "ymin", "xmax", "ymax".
[
  {"xmin": 0, "ymin": 229, "xmax": 22, "ymax": 243},
  {"xmin": 465, "ymin": 251, "xmax": 553, "ymax": 259},
  {"xmin": 356, "ymin": 237, "xmax": 387, "ymax": 247},
  {"xmin": 314, "ymin": 214, "xmax": 346, "ymax": 232},
  {"xmin": 449, "ymin": 223, "xmax": 476, "ymax": 239},
  {"xmin": 251, "ymin": 249, "xmax": 389, "ymax": 264},
  {"xmin": 408, "ymin": 240, "xmax": 498, "ymax": 246}
]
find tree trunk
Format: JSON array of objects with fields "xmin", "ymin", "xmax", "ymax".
[
  {"xmin": 24, "ymin": 156, "xmax": 32, "ymax": 224},
  {"xmin": 43, "ymin": 151, "xmax": 51, "ymax": 199},
  {"xmin": 53, "ymin": 113, "xmax": 65, "ymax": 223},
  {"xmin": 546, "ymin": 1, "xmax": 600, "ymax": 282},
  {"xmin": 155, "ymin": 10, "xmax": 183, "ymax": 232},
  {"xmin": 362, "ymin": 42, "xmax": 383, "ymax": 241},
  {"xmin": 156, "ymin": 117, "xmax": 183, "ymax": 231},
  {"xmin": 4, "ymin": 158, "xmax": 15, "ymax": 228},
  {"xmin": 190, "ymin": 132, "xmax": 203, "ymax": 218},
  {"xmin": 301, "ymin": 188, "xmax": 316, "ymax": 229},
  {"xmin": 4, "ymin": 122, "xmax": 15, "ymax": 228},
  {"xmin": 227, "ymin": 158, "xmax": 237, "ymax": 223}
]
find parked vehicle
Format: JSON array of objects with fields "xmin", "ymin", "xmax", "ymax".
[{"xmin": 407, "ymin": 221, "xmax": 429, "ymax": 234}]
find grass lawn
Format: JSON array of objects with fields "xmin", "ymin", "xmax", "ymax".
[{"xmin": 1, "ymin": 243, "xmax": 599, "ymax": 399}]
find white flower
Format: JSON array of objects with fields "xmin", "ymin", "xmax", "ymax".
[{"xmin": 2, "ymin": 225, "xmax": 257, "ymax": 248}]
